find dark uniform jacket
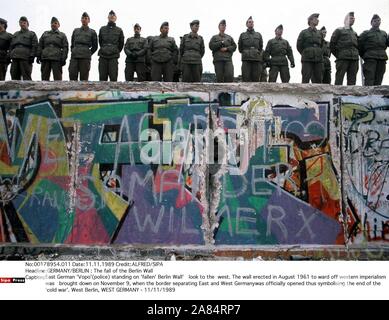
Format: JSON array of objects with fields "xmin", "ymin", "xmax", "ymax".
[
  {"xmin": 0, "ymin": 31, "xmax": 12, "ymax": 63},
  {"xmin": 358, "ymin": 28, "xmax": 388, "ymax": 60},
  {"xmin": 238, "ymin": 29, "xmax": 263, "ymax": 61},
  {"xmin": 98, "ymin": 22, "xmax": 124, "ymax": 59},
  {"xmin": 124, "ymin": 34, "xmax": 148, "ymax": 63},
  {"xmin": 38, "ymin": 29, "xmax": 69, "ymax": 62},
  {"xmin": 71, "ymin": 26, "xmax": 98, "ymax": 60},
  {"xmin": 10, "ymin": 29, "xmax": 38, "ymax": 61},
  {"xmin": 297, "ymin": 27, "xmax": 324, "ymax": 62},
  {"xmin": 322, "ymin": 40, "xmax": 331, "ymax": 69},
  {"xmin": 209, "ymin": 33, "xmax": 236, "ymax": 62},
  {"xmin": 265, "ymin": 37, "xmax": 294, "ymax": 66},
  {"xmin": 330, "ymin": 27, "xmax": 359, "ymax": 60},
  {"xmin": 180, "ymin": 32, "xmax": 205, "ymax": 64},
  {"xmin": 149, "ymin": 35, "xmax": 178, "ymax": 64}
]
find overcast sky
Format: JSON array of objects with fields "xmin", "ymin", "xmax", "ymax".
[{"xmin": 3, "ymin": 0, "xmax": 389, "ymax": 84}]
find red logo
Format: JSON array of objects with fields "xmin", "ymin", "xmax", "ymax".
[{"xmin": 0, "ymin": 278, "xmax": 25, "ymax": 284}]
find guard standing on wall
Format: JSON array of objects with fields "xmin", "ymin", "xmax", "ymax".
[
  {"xmin": 180, "ymin": 20, "xmax": 205, "ymax": 82},
  {"xmin": 37, "ymin": 17, "xmax": 69, "ymax": 81},
  {"xmin": 264, "ymin": 24, "xmax": 295, "ymax": 83},
  {"xmin": 297, "ymin": 13, "xmax": 324, "ymax": 83},
  {"xmin": 330, "ymin": 12, "xmax": 359, "ymax": 86},
  {"xmin": 124, "ymin": 23, "xmax": 148, "ymax": 81},
  {"xmin": 98, "ymin": 10, "xmax": 124, "ymax": 82},
  {"xmin": 10, "ymin": 16, "xmax": 38, "ymax": 80},
  {"xmin": 173, "ymin": 37, "xmax": 182, "ymax": 82},
  {"xmin": 238, "ymin": 16, "xmax": 263, "ymax": 82},
  {"xmin": 149, "ymin": 22, "xmax": 178, "ymax": 82},
  {"xmin": 321, "ymin": 26, "xmax": 332, "ymax": 84},
  {"xmin": 359, "ymin": 14, "xmax": 389, "ymax": 86},
  {"xmin": 145, "ymin": 35, "xmax": 154, "ymax": 81},
  {"xmin": 209, "ymin": 19, "xmax": 236, "ymax": 83},
  {"xmin": 69, "ymin": 12, "xmax": 98, "ymax": 81},
  {"xmin": 0, "ymin": 18, "xmax": 12, "ymax": 81}
]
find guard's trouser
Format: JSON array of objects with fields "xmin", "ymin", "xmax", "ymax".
[
  {"xmin": 151, "ymin": 61, "xmax": 174, "ymax": 82},
  {"xmin": 335, "ymin": 60, "xmax": 359, "ymax": 85},
  {"xmin": 99, "ymin": 57, "xmax": 119, "ymax": 82},
  {"xmin": 214, "ymin": 61, "xmax": 234, "ymax": 83},
  {"xmin": 242, "ymin": 61, "xmax": 262, "ymax": 82},
  {"xmin": 363, "ymin": 59, "xmax": 386, "ymax": 86},
  {"xmin": 269, "ymin": 65, "xmax": 290, "ymax": 83},
  {"xmin": 10, "ymin": 59, "xmax": 32, "ymax": 80},
  {"xmin": 41, "ymin": 60, "xmax": 62, "ymax": 81},
  {"xmin": 302, "ymin": 61, "xmax": 323, "ymax": 84},
  {"xmin": 69, "ymin": 58, "xmax": 91, "ymax": 81}
]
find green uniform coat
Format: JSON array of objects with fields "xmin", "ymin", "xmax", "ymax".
[{"xmin": 38, "ymin": 30, "xmax": 69, "ymax": 62}]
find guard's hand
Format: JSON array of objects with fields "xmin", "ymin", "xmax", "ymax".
[
  {"xmin": 291, "ymin": 63, "xmax": 295, "ymax": 68},
  {"xmin": 220, "ymin": 47, "xmax": 228, "ymax": 52},
  {"xmin": 36, "ymin": 57, "xmax": 41, "ymax": 64}
]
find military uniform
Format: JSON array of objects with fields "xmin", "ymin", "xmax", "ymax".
[
  {"xmin": 297, "ymin": 25, "xmax": 324, "ymax": 83},
  {"xmin": 124, "ymin": 31, "xmax": 148, "ymax": 81},
  {"xmin": 0, "ymin": 19, "xmax": 12, "ymax": 81},
  {"xmin": 359, "ymin": 19, "xmax": 389, "ymax": 86},
  {"xmin": 322, "ymin": 38, "xmax": 332, "ymax": 84},
  {"xmin": 180, "ymin": 31, "xmax": 205, "ymax": 82},
  {"xmin": 10, "ymin": 18, "xmax": 38, "ymax": 80},
  {"xmin": 98, "ymin": 21, "xmax": 124, "ymax": 81},
  {"xmin": 209, "ymin": 28, "xmax": 236, "ymax": 83},
  {"xmin": 260, "ymin": 67, "xmax": 268, "ymax": 82},
  {"xmin": 265, "ymin": 37, "xmax": 295, "ymax": 83},
  {"xmin": 149, "ymin": 27, "xmax": 178, "ymax": 82},
  {"xmin": 38, "ymin": 19, "xmax": 69, "ymax": 81},
  {"xmin": 330, "ymin": 27, "xmax": 359, "ymax": 85},
  {"xmin": 145, "ymin": 36, "xmax": 154, "ymax": 81},
  {"xmin": 238, "ymin": 29, "xmax": 263, "ymax": 82},
  {"xmin": 69, "ymin": 20, "xmax": 98, "ymax": 81}
]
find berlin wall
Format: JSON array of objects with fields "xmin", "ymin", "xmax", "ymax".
[{"xmin": 0, "ymin": 82, "xmax": 388, "ymax": 257}]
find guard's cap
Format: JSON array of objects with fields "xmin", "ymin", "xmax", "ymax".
[{"xmin": 190, "ymin": 20, "xmax": 200, "ymax": 27}]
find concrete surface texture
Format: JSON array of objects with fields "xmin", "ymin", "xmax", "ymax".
[{"xmin": 0, "ymin": 82, "xmax": 388, "ymax": 255}]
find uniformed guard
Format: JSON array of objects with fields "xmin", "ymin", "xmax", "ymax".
[
  {"xmin": 238, "ymin": 16, "xmax": 263, "ymax": 82},
  {"xmin": 37, "ymin": 17, "xmax": 69, "ymax": 81},
  {"xmin": 359, "ymin": 14, "xmax": 389, "ymax": 86},
  {"xmin": 297, "ymin": 13, "xmax": 324, "ymax": 83},
  {"xmin": 173, "ymin": 37, "xmax": 182, "ymax": 82},
  {"xmin": 0, "ymin": 18, "xmax": 12, "ymax": 81},
  {"xmin": 69, "ymin": 12, "xmax": 98, "ymax": 81},
  {"xmin": 98, "ymin": 10, "xmax": 124, "ymax": 82},
  {"xmin": 209, "ymin": 19, "xmax": 237, "ymax": 83},
  {"xmin": 180, "ymin": 20, "xmax": 205, "ymax": 82},
  {"xmin": 124, "ymin": 23, "xmax": 148, "ymax": 81},
  {"xmin": 264, "ymin": 24, "xmax": 295, "ymax": 83},
  {"xmin": 145, "ymin": 35, "xmax": 154, "ymax": 81},
  {"xmin": 330, "ymin": 12, "xmax": 359, "ymax": 85},
  {"xmin": 321, "ymin": 26, "xmax": 332, "ymax": 84},
  {"xmin": 149, "ymin": 22, "xmax": 178, "ymax": 82},
  {"xmin": 10, "ymin": 16, "xmax": 38, "ymax": 80}
]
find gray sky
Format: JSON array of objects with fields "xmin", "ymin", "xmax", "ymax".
[{"xmin": 3, "ymin": 0, "xmax": 389, "ymax": 84}]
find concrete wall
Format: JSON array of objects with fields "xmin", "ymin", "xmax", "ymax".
[{"xmin": 0, "ymin": 82, "xmax": 388, "ymax": 248}]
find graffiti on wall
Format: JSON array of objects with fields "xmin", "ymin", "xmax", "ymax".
[
  {"xmin": 0, "ymin": 90, "xmax": 387, "ymax": 245},
  {"xmin": 340, "ymin": 97, "xmax": 389, "ymax": 243},
  {"xmin": 213, "ymin": 95, "xmax": 343, "ymax": 245}
]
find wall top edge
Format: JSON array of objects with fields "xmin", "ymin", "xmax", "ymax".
[{"xmin": 1, "ymin": 81, "xmax": 389, "ymax": 96}]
